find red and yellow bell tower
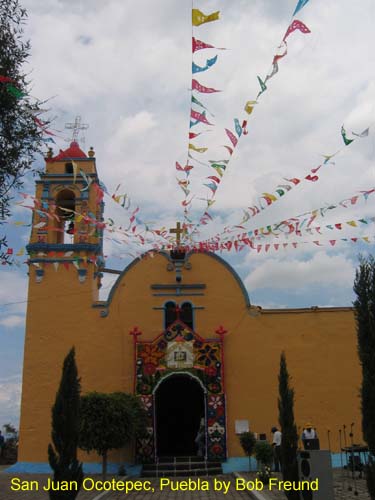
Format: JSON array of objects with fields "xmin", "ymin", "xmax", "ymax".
[{"xmin": 19, "ymin": 141, "xmax": 105, "ymax": 462}]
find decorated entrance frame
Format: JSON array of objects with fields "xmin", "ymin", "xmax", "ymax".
[{"xmin": 130, "ymin": 320, "xmax": 227, "ymax": 463}]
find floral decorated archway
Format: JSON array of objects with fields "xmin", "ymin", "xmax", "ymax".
[{"xmin": 131, "ymin": 320, "xmax": 227, "ymax": 463}]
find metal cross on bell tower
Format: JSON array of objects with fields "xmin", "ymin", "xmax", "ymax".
[{"xmin": 65, "ymin": 115, "xmax": 89, "ymax": 146}]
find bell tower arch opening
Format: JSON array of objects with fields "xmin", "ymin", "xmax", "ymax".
[
  {"xmin": 55, "ymin": 189, "xmax": 76, "ymax": 244},
  {"xmin": 154, "ymin": 374, "xmax": 205, "ymax": 458}
]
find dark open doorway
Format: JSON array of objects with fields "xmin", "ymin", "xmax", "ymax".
[{"xmin": 155, "ymin": 375, "xmax": 205, "ymax": 457}]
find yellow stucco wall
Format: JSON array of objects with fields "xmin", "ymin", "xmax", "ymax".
[{"xmin": 19, "ymin": 250, "xmax": 362, "ymax": 464}]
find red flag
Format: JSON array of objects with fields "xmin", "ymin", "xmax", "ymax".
[
  {"xmin": 207, "ymin": 176, "xmax": 221, "ymax": 184},
  {"xmin": 329, "ymin": 240, "xmax": 336, "ymax": 246},
  {"xmin": 305, "ymin": 174, "xmax": 319, "ymax": 182},
  {"xmin": 223, "ymin": 145, "xmax": 234, "ymax": 155},
  {"xmin": 283, "ymin": 20, "xmax": 311, "ymax": 42},
  {"xmin": 272, "ymin": 46, "xmax": 288, "ymax": 65},
  {"xmin": 285, "ymin": 177, "xmax": 301, "ymax": 185},
  {"xmin": 189, "ymin": 132, "xmax": 201, "ymax": 139},
  {"xmin": 0, "ymin": 75, "xmax": 14, "ymax": 83},
  {"xmin": 176, "ymin": 162, "xmax": 193, "ymax": 173},
  {"xmin": 225, "ymin": 129, "xmax": 238, "ymax": 147},
  {"xmin": 191, "ymin": 109, "xmax": 213, "ymax": 125},
  {"xmin": 192, "ymin": 37, "xmax": 215, "ymax": 52},
  {"xmin": 192, "ymin": 79, "xmax": 221, "ymax": 93}
]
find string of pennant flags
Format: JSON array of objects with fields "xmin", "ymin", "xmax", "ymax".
[
  {"xmin": 3, "ymin": 0, "xmax": 375, "ymax": 268},
  {"xmin": 198, "ymin": 124, "xmax": 370, "ymax": 247},
  {"xmin": 5, "ymin": 182, "xmax": 375, "ymax": 258},
  {"xmin": 182, "ymin": 1, "xmax": 315, "ymax": 241},
  {"xmin": 199, "ymin": 185, "xmax": 375, "ymax": 251}
]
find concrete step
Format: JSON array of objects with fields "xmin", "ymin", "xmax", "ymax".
[
  {"xmin": 142, "ymin": 467, "xmax": 223, "ymax": 478},
  {"xmin": 141, "ymin": 455, "xmax": 223, "ymax": 478}
]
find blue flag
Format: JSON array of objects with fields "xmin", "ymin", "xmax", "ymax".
[
  {"xmin": 192, "ymin": 55, "xmax": 218, "ymax": 74},
  {"xmin": 293, "ymin": 0, "xmax": 310, "ymax": 17},
  {"xmin": 234, "ymin": 118, "xmax": 242, "ymax": 138}
]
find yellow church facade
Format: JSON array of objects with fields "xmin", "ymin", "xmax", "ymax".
[{"xmin": 15, "ymin": 143, "xmax": 361, "ymax": 471}]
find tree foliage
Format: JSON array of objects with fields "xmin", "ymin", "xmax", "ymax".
[
  {"xmin": 0, "ymin": 0, "xmax": 46, "ymax": 235},
  {"xmin": 254, "ymin": 441, "xmax": 274, "ymax": 467},
  {"xmin": 239, "ymin": 431, "xmax": 256, "ymax": 470},
  {"xmin": 353, "ymin": 256, "xmax": 375, "ymax": 499},
  {"xmin": 48, "ymin": 348, "xmax": 83, "ymax": 500},
  {"xmin": 278, "ymin": 351, "xmax": 299, "ymax": 500},
  {"xmin": 79, "ymin": 392, "xmax": 147, "ymax": 479}
]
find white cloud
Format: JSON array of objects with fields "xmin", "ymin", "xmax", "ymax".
[
  {"xmin": 245, "ymin": 251, "xmax": 355, "ymax": 291},
  {"xmin": 0, "ymin": 375, "xmax": 22, "ymax": 427},
  {"xmin": 0, "ymin": 315, "xmax": 25, "ymax": 328},
  {"xmin": 109, "ymin": 111, "xmax": 157, "ymax": 145}
]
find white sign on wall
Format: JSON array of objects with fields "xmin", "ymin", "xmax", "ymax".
[{"xmin": 235, "ymin": 420, "xmax": 249, "ymax": 434}]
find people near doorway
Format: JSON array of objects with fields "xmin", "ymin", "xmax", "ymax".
[
  {"xmin": 301, "ymin": 422, "xmax": 319, "ymax": 449},
  {"xmin": 195, "ymin": 419, "xmax": 205, "ymax": 458},
  {"xmin": 271, "ymin": 426, "xmax": 282, "ymax": 472}
]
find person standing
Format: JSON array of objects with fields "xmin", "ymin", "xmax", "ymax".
[
  {"xmin": 301, "ymin": 422, "xmax": 318, "ymax": 449},
  {"xmin": 271, "ymin": 426, "xmax": 282, "ymax": 472},
  {"xmin": 195, "ymin": 419, "xmax": 205, "ymax": 458}
]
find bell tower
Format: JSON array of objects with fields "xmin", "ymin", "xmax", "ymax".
[
  {"xmin": 26, "ymin": 141, "xmax": 104, "ymax": 291},
  {"xmin": 19, "ymin": 141, "xmax": 106, "ymax": 462}
]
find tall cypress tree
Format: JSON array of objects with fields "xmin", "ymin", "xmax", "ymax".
[
  {"xmin": 278, "ymin": 351, "xmax": 299, "ymax": 500},
  {"xmin": 48, "ymin": 348, "xmax": 83, "ymax": 500},
  {"xmin": 353, "ymin": 256, "xmax": 375, "ymax": 499}
]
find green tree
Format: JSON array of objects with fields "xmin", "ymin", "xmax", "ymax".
[
  {"xmin": 48, "ymin": 348, "xmax": 83, "ymax": 500},
  {"xmin": 0, "ymin": 0, "xmax": 46, "ymax": 238},
  {"xmin": 278, "ymin": 352, "xmax": 299, "ymax": 500},
  {"xmin": 3, "ymin": 423, "xmax": 17, "ymax": 435},
  {"xmin": 254, "ymin": 441, "xmax": 274, "ymax": 467},
  {"xmin": 353, "ymin": 256, "xmax": 375, "ymax": 499},
  {"xmin": 79, "ymin": 392, "xmax": 147, "ymax": 479},
  {"xmin": 239, "ymin": 431, "xmax": 256, "ymax": 471}
]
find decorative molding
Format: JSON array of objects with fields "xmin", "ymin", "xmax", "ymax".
[
  {"xmin": 152, "ymin": 292, "xmax": 205, "ymax": 297},
  {"xmin": 151, "ymin": 284, "xmax": 206, "ymax": 290},
  {"xmin": 27, "ymin": 243, "xmax": 101, "ymax": 253}
]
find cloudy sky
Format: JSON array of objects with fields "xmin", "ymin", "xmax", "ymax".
[{"xmin": 1, "ymin": 0, "xmax": 374, "ymax": 425}]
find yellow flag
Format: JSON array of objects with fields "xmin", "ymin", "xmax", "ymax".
[
  {"xmin": 189, "ymin": 143, "xmax": 208, "ymax": 153},
  {"xmin": 244, "ymin": 101, "xmax": 257, "ymax": 114},
  {"xmin": 262, "ymin": 192, "xmax": 277, "ymax": 202},
  {"xmin": 363, "ymin": 237, "xmax": 370, "ymax": 243},
  {"xmin": 16, "ymin": 247, "xmax": 25, "ymax": 256},
  {"xmin": 192, "ymin": 9, "xmax": 220, "ymax": 26},
  {"xmin": 346, "ymin": 220, "xmax": 357, "ymax": 227}
]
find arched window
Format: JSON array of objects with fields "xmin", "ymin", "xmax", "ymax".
[
  {"xmin": 65, "ymin": 162, "xmax": 74, "ymax": 174},
  {"xmin": 180, "ymin": 302, "xmax": 194, "ymax": 330},
  {"xmin": 55, "ymin": 189, "xmax": 75, "ymax": 244},
  {"xmin": 164, "ymin": 301, "xmax": 177, "ymax": 329}
]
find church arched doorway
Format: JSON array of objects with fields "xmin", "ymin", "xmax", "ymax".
[{"xmin": 154, "ymin": 374, "xmax": 205, "ymax": 457}]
